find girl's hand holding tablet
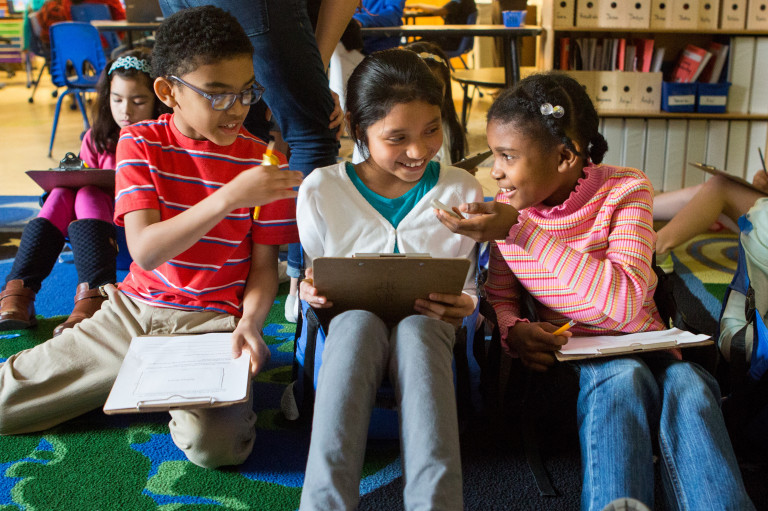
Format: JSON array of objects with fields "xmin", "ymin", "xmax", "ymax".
[
  {"xmin": 299, "ymin": 267, "xmax": 332, "ymax": 309},
  {"xmin": 435, "ymin": 200, "xmax": 520, "ymax": 243},
  {"xmin": 414, "ymin": 292, "xmax": 475, "ymax": 328}
]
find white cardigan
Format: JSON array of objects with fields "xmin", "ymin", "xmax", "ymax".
[{"xmin": 297, "ymin": 161, "xmax": 484, "ymax": 299}]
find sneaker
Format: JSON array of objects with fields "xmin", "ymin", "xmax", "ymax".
[
  {"xmin": 657, "ymin": 252, "xmax": 674, "ymax": 275},
  {"xmin": 284, "ymin": 293, "xmax": 298, "ymax": 323}
]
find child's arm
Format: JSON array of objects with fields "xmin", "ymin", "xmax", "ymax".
[
  {"xmin": 231, "ymin": 242, "xmax": 279, "ymax": 375},
  {"xmin": 123, "ymin": 165, "xmax": 303, "ymax": 271},
  {"xmin": 435, "ymin": 200, "xmax": 520, "ymax": 242}
]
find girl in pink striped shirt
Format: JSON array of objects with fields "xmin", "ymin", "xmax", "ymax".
[{"xmin": 437, "ymin": 72, "xmax": 753, "ymax": 511}]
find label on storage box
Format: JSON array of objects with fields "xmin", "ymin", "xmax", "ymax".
[{"xmin": 668, "ymin": 95, "xmax": 695, "ymax": 106}]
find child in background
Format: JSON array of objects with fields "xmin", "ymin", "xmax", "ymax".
[
  {"xmin": 297, "ymin": 49, "xmax": 482, "ymax": 510},
  {"xmin": 435, "ymin": 72, "xmax": 754, "ymax": 510},
  {"xmin": 0, "ymin": 47, "xmax": 166, "ymax": 336},
  {"xmin": 653, "ymin": 172, "xmax": 768, "ymax": 268},
  {"xmin": 0, "ymin": 6, "xmax": 303, "ymax": 469}
]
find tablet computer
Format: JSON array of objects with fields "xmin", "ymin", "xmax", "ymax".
[{"xmin": 312, "ymin": 254, "xmax": 471, "ymax": 322}]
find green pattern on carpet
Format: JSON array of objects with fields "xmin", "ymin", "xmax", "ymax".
[{"xmin": 0, "ymin": 283, "xmax": 403, "ymax": 510}]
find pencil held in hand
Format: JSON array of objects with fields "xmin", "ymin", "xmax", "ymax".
[
  {"xmin": 552, "ymin": 320, "xmax": 576, "ymax": 336},
  {"xmin": 254, "ymin": 141, "xmax": 280, "ymax": 220}
]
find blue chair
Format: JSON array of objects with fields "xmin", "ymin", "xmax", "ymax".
[
  {"xmin": 47, "ymin": 21, "xmax": 106, "ymax": 157},
  {"xmin": 444, "ymin": 10, "xmax": 477, "ymax": 70},
  {"xmin": 70, "ymin": 3, "xmax": 122, "ymax": 57}
]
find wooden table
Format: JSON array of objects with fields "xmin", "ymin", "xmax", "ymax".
[
  {"xmin": 91, "ymin": 19, "xmax": 160, "ymax": 48},
  {"xmin": 360, "ymin": 24, "xmax": 541, "ymax": 87}
]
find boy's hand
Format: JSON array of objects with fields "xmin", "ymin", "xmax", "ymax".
[
  {"xmin": 414, "ymin": 292, "xmax": 475, "ymax": 327},
  {"xmin": 232, "ymin": 316, "xmax": 271, "ymax": 376},
  {"xmin": 224, "ymin": 165, "xmax": 304, "ymax": 210},
  {"xmin": 299, "ymin": 267, "xmax": 333, "ymax": 309},
  {"xmin": 508, "ymin": 322, "xmax": 571, "ymax": 372},
  {"xmin": 329, "ymin": 91, "xmax": 344, "ymax": 142},
  {"xmin": 435, "ymin": 201, "xmax": 520, "ymax": 243}
]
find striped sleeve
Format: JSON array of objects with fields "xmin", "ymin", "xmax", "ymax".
[
  {"xmin": 499, "ymin": 177, "xmax": 658, "ymax": 331},
  {"xmin": 114, "ymin": 131, "xmax": 159, "ymax": 226}
]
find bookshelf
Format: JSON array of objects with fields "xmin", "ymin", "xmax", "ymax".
[{"xmin": 537, "ymin": 1, "xmax": 768, "ymax": 192}]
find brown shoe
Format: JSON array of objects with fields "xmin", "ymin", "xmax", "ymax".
[
  {"xmin": 52, "ymin": 283, "xmax": 106, "ymax": 337},
  {"xmin": 0, "ymin": 279, "xmax": 37, "ymax": 330}
]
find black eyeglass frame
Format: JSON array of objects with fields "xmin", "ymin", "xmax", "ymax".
[{"xmin": 169, "ymin": 75, "xmax": 265, "ymax": 111}]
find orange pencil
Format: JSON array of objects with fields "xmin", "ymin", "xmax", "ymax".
[
  {"xmin": 552, "ymin": 320, "xmax": 576, "ymax": 336},
  {"xmin": 254, "ymin": 141, "xmax": 279, "ymax": 220}
]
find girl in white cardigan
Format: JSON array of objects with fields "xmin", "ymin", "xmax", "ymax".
[{"xmin": 297, "ymin": 49, "xmax": 483, "ymax": 511}]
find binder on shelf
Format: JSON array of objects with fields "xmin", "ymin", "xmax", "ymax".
[
  {"xmin": 698, "ymin": 41, "xmax": 729, "ymax": 84},
  {"xmin": 650, "ymin": 0, "xmax": 674, "ymax": 28},
  {"xmin": 746, "ymin": 121, "xmax": 768, "ymax": 183},
  {"xmin": 697, "ymin": 82, "xmax": 730, "ymax": 113},
  {"xmin": 622, "ymin": 118, "xmax": 647, "ymax": 170},
  {"xmin": 661, "ymin": 81, "xmax": 696, "ymax": 112},
  {"xmin": 662, "ymin": 119, "xmax": 688, "ymax": 191},
  {"xmin": 704, "ymin": 120, "xmax": 729, "ymax": 172},
  {"xmin": 747, "ymin": 0, "xmax": 768, "ymax": 29},
  {"xmin": 564, "ymin": 70, "xmax": 597, "ymax": 106},
  {"xmin": 683, "ymin": 120, "xmax": 708, "ymax": 187},
  {"xmin": 601, "ymin": 117, "xmax": 625, "ymax": 164},
  {"xmin": 575, "ymin": 0, "xmax": 600, "ymax": 27},
  {"xmin": 600, "ymin": 0, "xmax": 627, "ymax": 27},
  {"xmin": 720, "ymin": 0, "xmax": 747, "ymax": 29},
  {"xmin": 634, "ymin": 72, "xmax": 663, "ymax": 111},
  {"xmin": 725, "ymin": 120, "xmax": 749, "ymax": 179},
  {"xmin": 748, "ymin": 37, "xmax": 768, "ymax": 115},
  {"xmin": 698, "ymin": 0, "xmax": 719, "ymax": 29},
  {"xmin": 553, "ymin": 0, "xmax": 576, "ymax": 28},
  {"xmin": 644, "ymin": 119, "xmax": 667, "ymax": 191},
  {"xmin": 727, "ymin": 36, "xmax": 756, "ymax": 114},
  {"xmin": 627, "ymin": 0, "xmax": 651, "ymax": 28}
]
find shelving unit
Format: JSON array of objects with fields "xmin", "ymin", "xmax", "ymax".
[{"xmin": 537, "ymin": 1, "xmax": 768, "ymax": 192}]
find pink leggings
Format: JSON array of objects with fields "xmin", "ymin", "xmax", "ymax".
[{"xmin": 38, "ymin": 186, "xmax": 114, "ymax": 237}]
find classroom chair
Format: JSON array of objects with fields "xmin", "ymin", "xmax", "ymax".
[
  {"xmin": 70, "ymin": 3, "xmax": 122, "ymax": 57},
  {"xmin": 444, "ymin": 9, "xmax": 477, "ymax": 70},
  {"xmin": 47, "ymin": 21, "xmax": 106, "ymax": 157}
]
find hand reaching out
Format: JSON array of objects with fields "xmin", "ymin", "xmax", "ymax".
[
  {"xmin": 435, "ymin": 200, "xmax": 520, "ymax": 243},
  {"xmin": 231, "ymin": 315, "xmax": 271, "ymax": 376},
  {"xmin": 224, "ymin": 165, "xmax": 304, "ymax": 210}
]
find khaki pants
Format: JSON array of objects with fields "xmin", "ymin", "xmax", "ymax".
[{"xmin": 0, "ymin": 285, "xmax": 257, "ymax": 469}]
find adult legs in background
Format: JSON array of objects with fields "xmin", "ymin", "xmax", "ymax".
[
  {"xmin": 647, "ymin": 356, "xmax": 755, "ymax": 510},
  {"xmin": 574, "ymin": 356, "xmax": 658, "ymax": 510},
  {"xmin": 655, "ymin": 175, "xmax": 763, "ymax": 256},
  {"xmin": 158, "ymin": 0, "xmax": 340, "ymax": 322},
  {"xmin": 53, "ymin": 185, "xmax": 117, "ymax": 336},
  {"xmin": 300, "ymin": 310, "xmax": 390, "ymax": 510},
  {"xmin": 390, "ymin": 315, "xmax": 462, "ymax": 511}
]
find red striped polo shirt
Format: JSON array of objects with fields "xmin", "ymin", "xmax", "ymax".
[{"xmin": 114, "ymin": 113, "xmax": 299, "ymax": 316}]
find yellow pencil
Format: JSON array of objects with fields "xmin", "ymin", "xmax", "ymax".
[
  {"xmin": 552, "ymin": 320, "xmax": 576, "ymax": 336},
  {"xmin": 254, "ymin": 141, "xmax": 279, "ymax": 220}
]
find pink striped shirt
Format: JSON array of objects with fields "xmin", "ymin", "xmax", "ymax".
[{"xmin": 486, "ymin": 164, "xmax": 665, "ymax": 348}]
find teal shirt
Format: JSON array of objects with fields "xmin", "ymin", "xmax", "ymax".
[{"xmin": 345, "ymin": 161, "xmax": 440, "ymax": 252}]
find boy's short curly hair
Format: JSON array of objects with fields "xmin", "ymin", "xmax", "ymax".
[{"xmin": 152, "ymin": 5, "xmax": 253, "ymax": 78}]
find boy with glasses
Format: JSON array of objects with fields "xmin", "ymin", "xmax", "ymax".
[{"xmin": 0, "ymin": 5, "xmax": 303, "ymax": 469}]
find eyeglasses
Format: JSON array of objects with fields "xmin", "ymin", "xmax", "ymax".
[{"xmin": 169, "ymin": 75, "xmax": 265, "ymax": 111}]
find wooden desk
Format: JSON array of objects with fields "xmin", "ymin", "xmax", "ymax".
[
  {"xmin": 359, "ymin": 24, "xmax": 541, "ymax": 87},
  {"xmin": 91, "ymin": 19, "xmax": 160, "ymax": 48}
]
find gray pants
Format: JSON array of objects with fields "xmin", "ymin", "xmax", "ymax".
[
  {"xmin": 0, "ymin": 285, "xmax": 257, "ymax": 469},
  {"xmin": 300, "ymin": 310, "xmax": 463, "ymax": 511}
]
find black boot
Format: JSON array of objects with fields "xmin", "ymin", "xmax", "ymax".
[
  {"xmin": 52, "ymin": 219, "xmax": 117, "ymax": 336},
  {"xmin": 5, "ymin": 216, "xmax": 65, "ymax": 293}
]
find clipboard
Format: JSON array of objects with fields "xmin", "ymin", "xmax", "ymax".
[
  {"xmin": 688, "ymin": 162, "xmax": 767, "ymax": 195},
  {"xmin": 555, "ymin": 328, "xmax": 712, "ymax": 361},
  {"xmin": 103, "ymin": 333, "xmax": 251, "ymax": 414},
  {"xmin": 312, "ymin": 254, "xmax": 471, "ymax": 322},
  {"xmin": 25, "ymin": 169, "xmax": 116, "ymax": 193},
  {"xmin": 453, "ymin": 149, "xmax": 492, "ymax": 173}
]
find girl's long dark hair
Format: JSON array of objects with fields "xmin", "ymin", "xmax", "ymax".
[
  {"xmin": 89, "ymin": 47, "xmax": 165, "ymax": 155},
  {"xmin": 346, "ymin": 48, "xmax": 444, "ymax": 156},
  {"xmin": 405, "ymin": 41, "xmax": 467, "ymax": 164}
]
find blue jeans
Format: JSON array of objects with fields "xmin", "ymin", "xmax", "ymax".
[
  {"xmin": 573, "ymin": 354, "xmax": 754, "ymax": 511},
  {"xmin": 158, "ymin": 0, "xmax": 339, "ymax": 277}
]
